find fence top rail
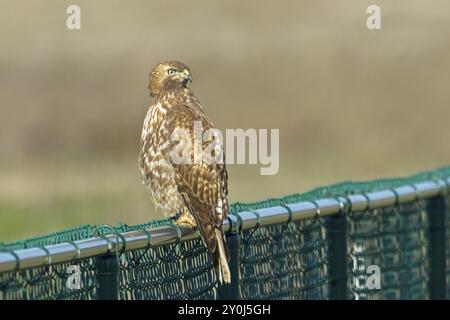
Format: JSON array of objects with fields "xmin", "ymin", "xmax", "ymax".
[{"xmin": 0, "ymin": 177, "xmax": 448, "ymax": 273}]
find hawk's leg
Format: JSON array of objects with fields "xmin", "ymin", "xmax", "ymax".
[{"xmin": 173, "ymin": 209, "xmax": 197, "ymax": 227}]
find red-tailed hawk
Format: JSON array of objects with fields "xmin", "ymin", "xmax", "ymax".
[{"xmin": 138, "ymin": 61, "xmax": 231, "ymax": 283}]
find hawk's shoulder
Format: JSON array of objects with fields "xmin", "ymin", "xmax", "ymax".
[{"xmin": 164, "ymin": 88, "xmax": 210, "ymax": 128}]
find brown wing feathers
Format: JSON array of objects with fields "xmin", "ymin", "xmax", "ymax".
[{"xmin": 167, "ymin": 98, "xmax": 230, "ymax": 281}]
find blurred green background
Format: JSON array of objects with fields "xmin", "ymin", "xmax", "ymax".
[{"xmin": 1, "ymin": 1, "xmax": 449, "ymax": 241}]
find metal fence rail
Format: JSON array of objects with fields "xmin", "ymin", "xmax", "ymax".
[{"xmin": 0, "ymin": 176, "xmax": 449, "ymax": 300}]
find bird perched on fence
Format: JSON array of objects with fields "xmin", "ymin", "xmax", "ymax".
[{"xmin": 138, "ymin": 61, "xmax": 231, "ymax": 283}]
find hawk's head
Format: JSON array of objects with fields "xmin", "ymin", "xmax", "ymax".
[{"xmin": 148, "ymin": 61, "xmax": 192, "ymax": 97}]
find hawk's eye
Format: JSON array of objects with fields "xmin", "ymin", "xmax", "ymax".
[{"xmin": 167, "ymin": 69, "xmax": 176, "ymax": 75}]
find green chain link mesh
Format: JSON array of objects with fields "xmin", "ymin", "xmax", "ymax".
[
  {"xmin": 0, "ymin": 166, "xmax": 449, "ymax": 300},
  {"xmin": 119, "ymin": 238, "xmax": 217, "ymax": 299},
  {"xmin": 347, "ymin": 201, "xmax": 430, "ymax": 299},
  {"xmin": 446, "ymin": 195, "xmax": 450, "ymax": 299},
  {"xmin": 239, "ymin": 217, "xmax": 329, "ymax": 299}
]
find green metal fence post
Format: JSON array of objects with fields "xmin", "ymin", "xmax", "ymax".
[
  {"xmin": 326, "ymin": 212, "xmax": 348, "ymax": 300},
  {"xmin": 95, "ymin": 253, "xmax": 120, "ymax": 300},
  {"xmin": 218, "ymin": 215, "xmax": 240, "ymax": 300},
  {"xmin": 427, "ymin": 196, "xmax": 447, "ymax": 299}
]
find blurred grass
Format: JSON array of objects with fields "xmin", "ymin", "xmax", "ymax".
[{"xmin": 1, "ymin": 0, "xmax": 450, "ymax": 241}]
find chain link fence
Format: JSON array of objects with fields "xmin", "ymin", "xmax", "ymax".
[{"xmin": 1, "ymin": 166, "xmax": 449, "ymax": 300}]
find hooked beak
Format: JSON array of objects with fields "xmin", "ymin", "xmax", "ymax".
[{"xmin": 180, "ymin": 69, "xmax": 192, "ymax": 82}]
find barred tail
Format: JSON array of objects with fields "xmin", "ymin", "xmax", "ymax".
[{"xmin": 213, "ymin": 228, "xmax": 231, "ymax": 284}]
